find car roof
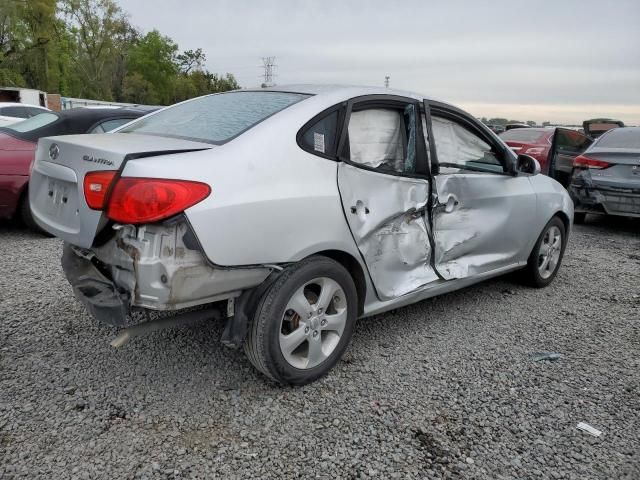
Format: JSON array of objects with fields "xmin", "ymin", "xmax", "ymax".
[
  {"xmin": 253, "ymin": 84, "xmax": 430, "ymax": 102},
  {"xmin": 0, "ymin": 102, "xmax": 49, "ymax": 109}
]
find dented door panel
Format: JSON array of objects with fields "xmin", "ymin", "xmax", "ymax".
[
  {"xmin": 338, "ymin": 163, "xmax": 438, "ymax": 300},
  {"xmin": 432, "ymin": 174, "xmax": 535, "ymax": 279}
]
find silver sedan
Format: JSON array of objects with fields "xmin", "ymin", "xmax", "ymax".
[{"xmin": 30, "ymin": 85, "xmax": 573, "ymax": 384}]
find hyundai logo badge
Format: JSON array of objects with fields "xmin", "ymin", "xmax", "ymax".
[{"xmin": 49, "ymin": 143, "xmax": 60, "ymax": 161}]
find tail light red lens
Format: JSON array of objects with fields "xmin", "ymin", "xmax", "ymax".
[
  {"xmin": 84, "ymin": 171, "xmax": 118, "ymax": 209},
  {"xmin": 106, "ymin": 177, "xmax": 211, "ymax": 224},
  {"xmin": 573, "ymin": 155, "xmax": 610, "ymax": 169}
]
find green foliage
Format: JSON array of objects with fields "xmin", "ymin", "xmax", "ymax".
[{"xmin": 0, "ymin": 0, "xmax": 240, "ymax": 104}]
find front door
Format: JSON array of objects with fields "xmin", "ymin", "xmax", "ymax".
[
  {"xmin": 337, "ymin": 98, "xmax": 439, "ymax": 300},
  {"xmin": 425, "ymin": 101, "xmax": 537, "ymax": 280}
]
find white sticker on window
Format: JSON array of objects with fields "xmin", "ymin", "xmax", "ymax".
[{"xmin": 313, "ymin": 132, "xmax": 325, "ymax": 153}]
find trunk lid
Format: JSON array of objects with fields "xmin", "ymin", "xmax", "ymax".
[
  {"xmin": 586, "ymin": 149, "xmax": 640, "ymax": 189},
  {"xmin": 29, "ymin": 133, "xmax": 212, "ymax": 247}
]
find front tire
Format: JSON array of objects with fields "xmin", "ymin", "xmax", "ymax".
[
  {"xmin": 522, "ymin": 216, "xmax": 567, "ymax": 288},
  {"xmin": 244, "ymin": 256, "xmax": 358, "ymax": 385}
]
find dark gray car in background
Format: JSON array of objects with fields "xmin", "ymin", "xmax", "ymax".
[{"xmin": 568, "ymin": 127, "xmax": 640, "ymax": 223}]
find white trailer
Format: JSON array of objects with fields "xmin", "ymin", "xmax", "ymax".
[{"xmin": 0, "ymin": 87, "xmax": 48, "ymax": 107}]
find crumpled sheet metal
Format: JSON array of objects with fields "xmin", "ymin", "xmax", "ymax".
[
  {"xmin": 433, "ymin": 175, "xmax": 514, "ymax": 280},
  {"xmin": 358, "ymin": 209, "xmax": 439, "ymax": 299},
  {"xmin": 339, "ymin": 163, "xmax": 438, "ymax": 300}
]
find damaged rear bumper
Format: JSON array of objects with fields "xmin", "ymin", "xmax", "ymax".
[
  {"xmin": 61, "ymin": 218, "xmax": 272, "ymax": 326},
  {"xmin": 62, "ymin": 243, "xmax": 129, "ymax": 325},
  {"xmin": 569, "ymin": 182, "xmax": 640, "ymax": 218}
]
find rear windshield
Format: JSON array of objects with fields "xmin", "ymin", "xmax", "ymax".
[
  {"xmin": 595, "ymin": 128, "xmax": 640, "ymax": 149},
  {"xmin": 499, "ymin": 129, "xmax": 547, "ymax": 143},
  {"xmin": 119, "ymin": 91, "xmax": 310, "ymax": 144},
  {"xmin": 6, "ymin": 112, "xmax": 58, "ymax": 132}
]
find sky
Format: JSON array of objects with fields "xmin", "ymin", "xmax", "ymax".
[{"xmin": 117, "ymin": 0, "xmax": 640, "ymax": 125}]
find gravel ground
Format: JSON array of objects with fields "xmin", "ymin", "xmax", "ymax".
[{"xmin": 1, "ymin": 215, "xmax": 639, "ymax": 479}]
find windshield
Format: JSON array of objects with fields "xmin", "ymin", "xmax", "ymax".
[
  {"xmin": 119, "ymin": 91, "xmax": 310, "ymax": 144},
  {"xmin": 6, "ymin": 112, "xmax": 59, "ymax": 133},
  {"xmin": 499, "ymin": 129, "xmax": 548, "ymax": 143}
]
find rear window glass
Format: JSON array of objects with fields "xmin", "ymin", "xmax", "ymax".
[
  {"xmin": 499, "ymin": 129, "xmax": 547, "ymax": 143},
  {"xmin": 595, "ymin": 128, "xmax": 640, "ymax": 149},
  {"xmin": 6, "ymin": 112, "xmax": 58, "ymax": 132},
  {"xmin": 119, "ymin": 91, "xmax": 310, "ymax": 144}
]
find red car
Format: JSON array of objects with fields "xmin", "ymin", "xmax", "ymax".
[
  {"xmin": 499, "ymin": 127, "xmax": 592, "ymax": 186},
  {"xmin": 0, "ymin": 108, "xmax": 148, "ymax": 231},
  {"xmin": 499, "ymin": 127, "xmax": 555, "ymax": 171}
]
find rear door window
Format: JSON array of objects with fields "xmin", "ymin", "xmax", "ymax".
[{"xmin": 345, "ymin": 105, "xmax": 418, "ymax": 175}]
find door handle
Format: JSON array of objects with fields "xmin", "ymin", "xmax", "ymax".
[{"xmin": 436, "ymin": 194, "xmax": 460, "ymax": 213}]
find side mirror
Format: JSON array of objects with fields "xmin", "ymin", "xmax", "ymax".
[{"xmin": 516, "ymin": 154, "xmax": 541, "ymax": 175}]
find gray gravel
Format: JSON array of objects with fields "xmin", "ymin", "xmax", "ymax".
[{"xmin": 1, "ymin": 216, "xmax": 639, "ymax": 479}]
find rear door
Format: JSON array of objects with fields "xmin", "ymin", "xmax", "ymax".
[
  {"xmin": 336, "ymin": 96, "xmax": 439, "ymax": 300},
  {"xmin": 425, "ymin": 101, "xmax": 536, "ymax": 280},
  {"xmin": 548, "ymin": 128, "xmax": 592, "ymax": 187}
]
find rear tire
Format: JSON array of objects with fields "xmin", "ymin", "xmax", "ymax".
[
  {"xmin": 522, "ymin": 216, "xmax": 567, "ymax": 288},
  {"xmin": 573, "ymin": 212, "xmax": 586, "ymax": 225},
  {"xmin": 20, "ymin": 190, "xmax": 53, "ymax": 237},
  {"xmin": 244, "ymin": 256, "xmax": 358, "ymax": 385}
]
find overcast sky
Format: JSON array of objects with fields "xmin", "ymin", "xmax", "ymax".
[{"xmin": 118, "ymin": 0, "xmax": 640, "ymax": 124}]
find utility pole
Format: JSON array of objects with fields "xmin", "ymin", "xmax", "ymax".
[
  {"xmin": 384, "ymin": 75, "xmax": 390, "ymax": 88},
  {"xmin": 261, "ymin": 57, "xmax": 276, "ymax": 87}
]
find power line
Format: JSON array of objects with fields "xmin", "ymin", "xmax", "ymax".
[{"xmin": 261, "ymin": 57, "xmax": 276, "ymax": 87}]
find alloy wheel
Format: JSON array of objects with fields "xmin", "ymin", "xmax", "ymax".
[
  {"xmin": 279, "ymin": 277, "xmax": 347, "ymax": 369},
  {"xmin": 538, "ymin": 225, "xmax": 562, "ymax": 279}
]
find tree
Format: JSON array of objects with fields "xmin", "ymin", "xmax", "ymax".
[
  {"xmin": 0, "ymin": 1, "xmax": 240, "ymax": 104},
  {"xmin": 526, "ymin": 120, "xmax": 536, "ymax": 127},
  {"xmin": 177, "ymin": 48, "xmax": 205, "ymax": 74},
  {"xmin": 61, "ymin": 0, "xmax": 134, "ymax": 99},
  {"xmin": 125, "ymin": 29, "xmax": 177, "ymax": 104}
]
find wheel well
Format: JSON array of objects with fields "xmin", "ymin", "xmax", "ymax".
[
  {"xmin": 315, "ymin": 250, "xmax": 366, "ymax": 316},
  {"xmin": 554, "ymin": 211, "xmax": 570, "ymax": 233}
]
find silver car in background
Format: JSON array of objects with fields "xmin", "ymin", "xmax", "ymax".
[
  {"xmin": 568, "ymin": 127, "xmax": 640, "ymax": 223},
  {"xmin": 30, "ymin": 85, "xmax": 573, "ymax": 385}
]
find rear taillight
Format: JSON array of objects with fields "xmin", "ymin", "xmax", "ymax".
[
  {"xmin": 573, "ymin": 155, "xmax": 610, "ymax": 169},
  {"xmin": 106, "ymin": 178, "xmax": 211, "ymax": 224},
  {"xmin": 84, "ymin": 171, "xmax": 118, "ymax": 209}
]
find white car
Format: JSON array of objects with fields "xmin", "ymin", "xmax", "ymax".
[
  {"xmin": 30, "ymin": 85, "xmax": 573, "ymax": 385},
  {"xmin": 0, "ymin": 102, "xmax": 50, "ymax": 127}
]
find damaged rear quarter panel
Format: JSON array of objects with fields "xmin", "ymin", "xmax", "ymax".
[{"xmin": 92, "ymin": 221, "xmax": 271, "ymax": 311}]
